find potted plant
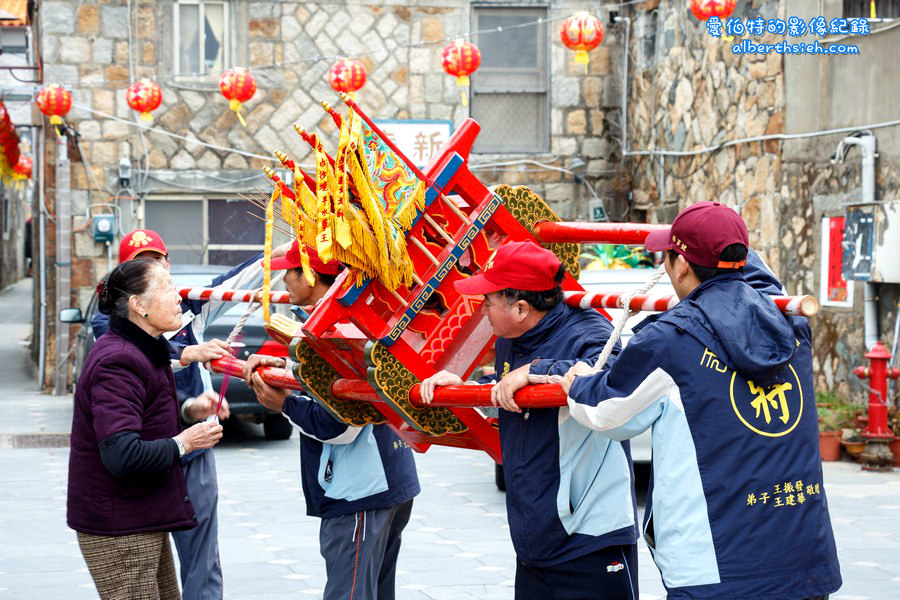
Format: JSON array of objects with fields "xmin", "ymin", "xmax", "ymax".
[
  {"xmin": 841, "ymin": 428, "xmax": 866, "ymax": 461},
  {"xmin": 816, "ymin": 391, "xmax": 848, "ymax": 462}
]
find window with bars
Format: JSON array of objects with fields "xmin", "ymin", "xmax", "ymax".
[
  {"xmin": 144, "ymin": 197, "xmax": 265, "ymax": 265},
  {"xmin": 843, "ymin": 0, "xmax": 900, "ymax": 17},
  {"xmin": 174, "ymin": 0, "xmax": 229, "ymax": 77},
  {"xmin": 471, "ymin": 5, "xmax": 550, "ymax": 153}
]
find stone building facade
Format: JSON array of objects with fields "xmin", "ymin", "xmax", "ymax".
[
  {"xmin": 35, "ymin": 0, "xmax": 900, "ymax": 396},
  {"xmin": 36, "ymin": 0, "xmax": 626, "ymax": 388}
]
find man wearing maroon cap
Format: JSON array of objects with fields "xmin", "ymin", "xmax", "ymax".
[
  {"xmin": 93, "ymin": 228, "xmax": 286, "ymax": 600},
  {"xmin": 240, "ymin": 240, "xmax": 420, "ymax": 600},
  {"xmin": 562, "ymin": 202, "xmax": 841, "ymax": 599},
  {"xmin": 420, "ymin": 241, "xmax": 639, "ymax": 600}
]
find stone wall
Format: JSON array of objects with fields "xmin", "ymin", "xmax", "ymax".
[
  {"xmin": 41, "ymin": 0, "xmax": 623, "ymax": 209},
  {"xmin": 624, "ymin": 0, "xmax": 900, "ymax": 402},
  {"xmin": 624, "ymin": 0, "xmax": 787, "ymax": 253}
]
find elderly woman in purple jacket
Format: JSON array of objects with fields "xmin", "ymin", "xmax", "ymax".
[{"xmin": 67, "ymin": 257, "xmax": 223, "ymax": 600}]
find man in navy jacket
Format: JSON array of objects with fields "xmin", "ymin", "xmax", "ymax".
[
  {"xmin": 563, "ymin": 202, "xmax": 842, "ymax": 599},
  {"xmin": 420, "ymin": 241, "xmax": 639, "ymax": 600},
  {"xmin": 241, "ymin": 240, "xmax": 420, "ymax": 600}
]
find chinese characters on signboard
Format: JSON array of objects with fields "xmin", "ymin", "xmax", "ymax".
[{"xmin": 373, "ymin": 120, "xmax": 454, "ymax": 169}]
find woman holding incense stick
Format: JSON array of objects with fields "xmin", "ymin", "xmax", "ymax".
[
  {"xmin": 67, "ymin": 257, "xmax": 224, "ymax": 600},
  {"xmin": 89, "ymin": 228, "xmax": 285, "ymax": 600}
]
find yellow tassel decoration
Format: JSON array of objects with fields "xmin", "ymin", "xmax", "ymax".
[{"xmin": 262, "ymin": 185, "xmax": 278, "ymax": 324}]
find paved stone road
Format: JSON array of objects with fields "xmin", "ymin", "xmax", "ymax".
[{"xmin": 2, "ymin": 278, "xmax": 900, "ymax": 599}]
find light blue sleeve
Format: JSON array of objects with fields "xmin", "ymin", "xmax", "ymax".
[{"xmin": 566, "ymin": 330, "xmax": 669, "ymax": 440}]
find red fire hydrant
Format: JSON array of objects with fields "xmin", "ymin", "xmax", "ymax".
[
  {"xmin": 853, "ymin": 342, "xmax": 900, "ymax": 469},
  {"xmin": 853, "ymin": 342, "xmax": 900, "ymax": 440}
]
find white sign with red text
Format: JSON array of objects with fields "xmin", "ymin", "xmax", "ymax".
[{"xmin": 373, "ymin": 119, "xmax": 454, "ymax": 169}]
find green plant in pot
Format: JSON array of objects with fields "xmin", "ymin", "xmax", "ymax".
[
  {"xmin": 841, "ymin": 427, "xmax": 866, "ymax": 461},
  {"xmin": 816, "ymin": 391, "xmax": 849, "ymax": 462}
]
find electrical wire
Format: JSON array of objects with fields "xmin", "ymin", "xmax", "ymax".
[
  {"xmin": 70, "ymin": 103, "xmax": 278, "ymax": 162},
  {"xmin": 142, "ymin": 172, "xmax": 266, "ymax": 193},
  {"xmin": 663, "ymin": 147, "xmax": 723, "ymax": 179},
  {"xmin": 625, "ymin": 118, "xmax": 900, "ymax": 158}
]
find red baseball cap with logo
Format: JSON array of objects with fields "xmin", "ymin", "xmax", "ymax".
[
  {"xmin": 119, "ymin": 229, "xmax": 168, "ymax": 263},
  {"xmin": 266, "ymin": 239, "xmax": 342, "ymax": 276},
  {"xmin": 644, "ymin": 201, "xmax": 749, "ymax": 269},
  {"xmin": 454, "ymin": 241, "xmax": 562, "ymax": 295}
]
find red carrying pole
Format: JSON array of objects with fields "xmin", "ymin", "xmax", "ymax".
[
  {"xmin": 210, "ymin": 359, "xmax": 569, "ymax": 409},
  {"xmin": 180, "ymin": 286, "xmax": 817, "ymax": 317},
  {"xmin": 331, "ymin": 378, "xmax": 381, "ymax": 402},
  {"xmin": 408, "ymin": 383, "xmax": 567, "ymax": 408},
  {"xmin": 533, "ymin": 221, "xmax": 669, "ymax": 245},
  {"xmin": 565, "ymin": 291, "xmax": 677, "ymax": 313},
  {"xmin": 207, "ymin": 356, "xmax": 303, "ymax": 391},
  {"xmin": 177, "ymin": 287, "xmax": 292, "ymax": 305},
  {"xmin": 329, "ymin": 378, "xmax": 568, "ymax": 409},
  {"xmin": 564, "ymin": 291, "xmax": 820, "ymax": 318}
]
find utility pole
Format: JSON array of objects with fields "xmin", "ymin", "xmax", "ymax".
[{"xmin": 53, "ymin": 132, "xmax": 71, "ymax": 395}]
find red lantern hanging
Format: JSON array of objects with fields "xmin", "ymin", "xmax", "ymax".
[
  {"xmin": 0, "ymin": 103, "xmax": 10, "ymax": 131},
  {"xmin": 126, "ymin": 78, "xmax": 163, "ymax": 122},
  {"xmin": 36, "ymin": 84, "xmax": 73, "ymax": 125},
  {"xmin": 440, "ymin": 38, "xmax": 481, "ymax": 107},
  {"xmin": 13, "ymin": 155, "xmax": 31, "ymax": 179},
  {"xmin": 560, "ymin": 12, "xmax": 605, "ymax": 70},
  {"xmin": 218, "ymin": 67, "xmax": 257, "ymax": 127},
  {"xmin": 327, "ymin": 59, "xmax": 367, "ymax": 96},
  {"xmin": 690, "ymin": 0, "xmax": 737, "ymax": 20}
]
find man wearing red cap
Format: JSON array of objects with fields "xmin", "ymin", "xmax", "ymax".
[
  {"xmin": 420, "ymin": 240, "xmax": 639, "ymax": 600},
  {"xmin": 94, "ymin": 228, "xmax": 286, "ymax": 600},
  {"xmin": 239, "ymin": 240, "xmax": 420, "ymax": 600},
  {"xmin": 268, "ymin": 240, "xmax": 343, "ymax": 309},
  {"xmin": 562, "ymin": 202, "xmax": 841, "ymax": 599}
]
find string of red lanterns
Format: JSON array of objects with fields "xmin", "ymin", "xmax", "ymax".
[
  {"xmin": 30, "ymin": 15, "xmax": 612, "ymax": 133},
  {"xmin": 0, "ymin": 100, "xmax": 21, "ymax": 179}
]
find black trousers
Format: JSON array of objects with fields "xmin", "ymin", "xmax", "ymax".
[{"xmin": 515, "ymin": 544, "xmax": 638, "ymax": 600}]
